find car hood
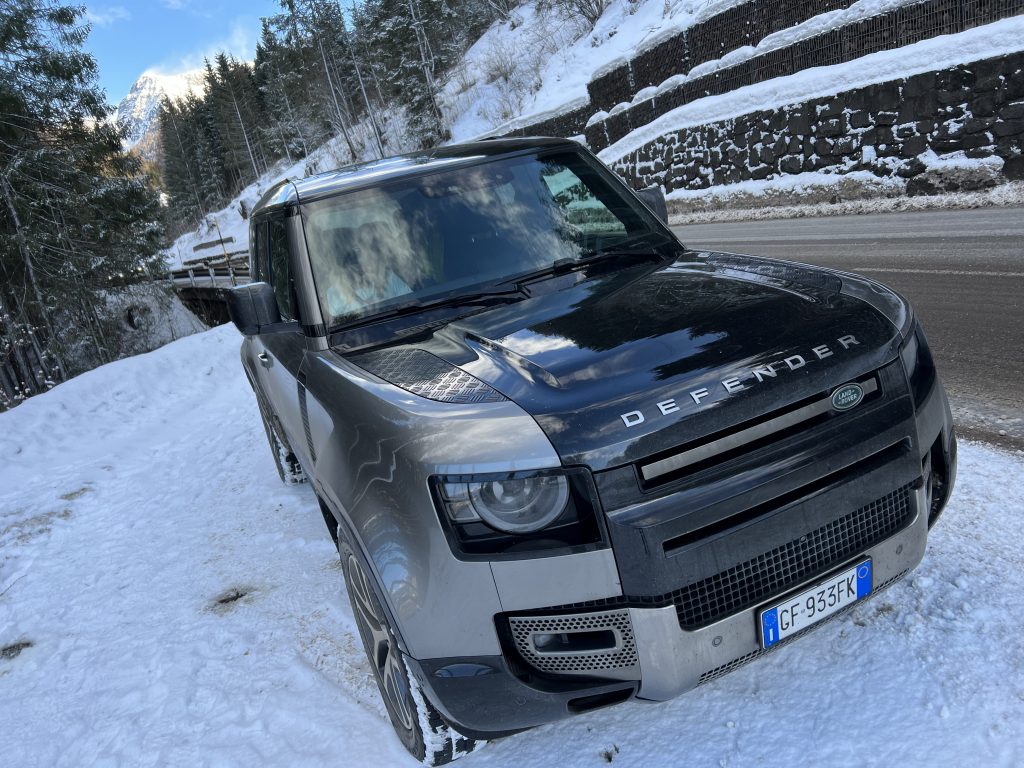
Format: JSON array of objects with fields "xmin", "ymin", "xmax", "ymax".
[{"xmin": 353, "ymin": 251, "xmax": 906, "ymax": 470}]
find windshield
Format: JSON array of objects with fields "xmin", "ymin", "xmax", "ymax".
[{"xmin": 300, "ymin": 150, "xmax": 661, "ymax": 330}]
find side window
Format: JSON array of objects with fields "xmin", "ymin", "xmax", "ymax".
[
  {"xmin": 253, "ymin": 221, "xmax": 270, "ymax": 282},
  {"xmin": 267, "ymin": 219, "xmax": 295, "ymax": 321},
  {"xmin": 539, "ymin": 164, "xmax": 629, "ymax": 237}
]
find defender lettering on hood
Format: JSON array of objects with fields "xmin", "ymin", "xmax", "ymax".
[{"xmin": 619, "ymin": 334, "xmax": 861, "ymax": 428}]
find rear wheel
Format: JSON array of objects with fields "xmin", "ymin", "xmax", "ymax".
[{"xmin": 338, "ymin": 538, "xmax": 483, "ymax": 765}]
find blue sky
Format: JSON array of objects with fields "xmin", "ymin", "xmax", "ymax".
[{"xmin": 84, "ymin": 0, "xmax": 282, "ymax": 104}]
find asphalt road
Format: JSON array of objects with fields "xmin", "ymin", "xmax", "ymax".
[{"xmin": 672, "ymin": 207, "xmax": 1024, "ymax": 450}]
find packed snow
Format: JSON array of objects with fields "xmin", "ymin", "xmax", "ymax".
[
  {"xmin": 667, "ymin": 178, "xmax": 1024, "ymax": 224},
  {"xmin": 1, "ymin": 324, "xmax": 1022, "ymax": 766}
]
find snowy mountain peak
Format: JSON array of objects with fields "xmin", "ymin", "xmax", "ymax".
[{"xmin": 114, "ymin": 68, "xmax": 206, "ymax": 149}]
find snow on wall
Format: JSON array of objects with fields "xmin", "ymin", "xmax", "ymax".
[
  {"xmin": 589, "ymin": 3, "xmax": 1024, "ymax": 154},
  {"xmin": 602, "ymin": 22, "xmax": 1024, "ymax": 199}
]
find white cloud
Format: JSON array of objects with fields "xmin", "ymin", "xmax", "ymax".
[
  {"xmin": 159, "ymin": 0, "xmax": 213, "ymax": 17},
  {"xmin": 85, "ymin": 5, "xmax": 130, "ymax": 27},
  {"xmin": 152, "ymin": 18, "xmax": 258, "ymax": 77}
]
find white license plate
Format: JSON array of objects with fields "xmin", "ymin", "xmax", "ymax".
[{"xmin": 759, "ymin": 560, "xmax": 872, "ymax": 649}]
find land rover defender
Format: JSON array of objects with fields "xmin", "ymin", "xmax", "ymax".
[{"xmin": 227, "ymin": 138, "xmax": 956, "ymax": 765}]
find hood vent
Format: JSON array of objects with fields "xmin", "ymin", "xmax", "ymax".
[{"xmin": 350, "ymin": 347, "xmax": 506, "ymax": 404}]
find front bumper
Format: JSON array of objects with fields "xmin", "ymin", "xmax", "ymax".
[
  {"xmin": 410, "ymin": 489, "xmax": 926, "ymax": 736},
  {"xmin": 628, "ymin": 485, "xmax": 927, "ymax": 700}
]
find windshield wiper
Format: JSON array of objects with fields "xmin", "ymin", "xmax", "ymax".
[
  {"xmin": 496, "ymin": 233, "xmax": 673, "ymax": 288},
  {"xmin": 328, "ymin": 286, "xmax": 523, "ymax": 334}
]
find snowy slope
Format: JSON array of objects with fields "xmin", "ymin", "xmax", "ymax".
[
  {"xmin": 163, "ymin": 135, "xmax": 359, "ymax": 269},
  {"xmin": 1, "ymin": 325, "xmax": 1023, "ymax": 766},
  {"xmin": 439, "ymin": 0, "xmax": 760, "ymax": 140},
  {"xmin": 115, "ymin": 68, "xmax": 205, "ymax": 149}
]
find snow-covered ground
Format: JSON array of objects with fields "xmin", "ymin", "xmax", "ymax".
[
  {"xmin": 666, "ymin": 177, "xmax": 1024, "ymax": 224},
  {"xmin": 2, "ymin": 324, "xmax": 1023, "ymax": 766}
]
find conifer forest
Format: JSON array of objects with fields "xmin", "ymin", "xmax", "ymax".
[{"xmin": 0, "ymin": 0, "xmax": 527, "ymax": 409}]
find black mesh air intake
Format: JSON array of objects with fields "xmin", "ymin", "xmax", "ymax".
[
  {"xmin": 673, "ymin": 483, "xmax": 914, "ymax": 629},
  {"xmin": 539, "ymin": 483, "xmax": 916, "ymax": 629},
  {"xmin": 350, "ymin": 348, "xmax": 506, "ymax": 404}
]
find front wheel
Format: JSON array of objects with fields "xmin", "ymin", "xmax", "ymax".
[
  {"xmin": 339, "ymin": 538, "xmax": 483, "ymax": 765},
  {"xmin": 256, "ymin": 398, "xmax": 306, "ymax": 485}
]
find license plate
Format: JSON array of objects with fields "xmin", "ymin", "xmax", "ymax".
[{"xmin": 759, "ymin": 560, "xmax": 872, "ymax": 649}]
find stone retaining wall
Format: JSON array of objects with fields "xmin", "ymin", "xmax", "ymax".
[
  {"xmin": 608, "ymin": 52, "xmax": 1024, "ymax": 195},
  {"xmin": 498, "ymin": 0, "xmax": 1024, "ymax": 157},
  {"xmin": 585, "ymin": 0, "xmax": 1024, "ymax": 153}
]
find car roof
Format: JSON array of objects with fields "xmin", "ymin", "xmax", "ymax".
[{"xmin": 251, "ymin": 137, "xmax": 582, "ymax": 216}]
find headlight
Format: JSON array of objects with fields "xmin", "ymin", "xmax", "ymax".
[
  {"xmin": 444, "ymin": 475, "xmax": 569, "ymax": 533},
  {"xmin": 432, "ymin": 469, "xmax": 606, "ymax": 558}
]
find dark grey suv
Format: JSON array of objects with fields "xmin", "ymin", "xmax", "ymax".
[{"xmin": 227, "ymin": 138, "xmax": 956, "ymax": 765}]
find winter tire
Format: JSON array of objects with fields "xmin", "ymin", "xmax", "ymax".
[
  {"xmin": 338, "ymin": 538, "xmax": 482, "ymax": 766},
  {"xmin": 256, "ymin": 397, "xmax": 306, "ymax": 485}
]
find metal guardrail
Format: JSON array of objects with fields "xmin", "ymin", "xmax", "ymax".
[{"xmin": 170, "ymin": 251, "xmax": 250, "ymax": 289}]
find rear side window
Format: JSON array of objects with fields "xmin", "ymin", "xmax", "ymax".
[{"xmin": 267, "ymin": 219, "xmax": 295, "ymax": 321}]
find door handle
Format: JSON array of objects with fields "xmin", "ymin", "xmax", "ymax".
[{"xmin": 257, "ymin": 351, "xmax": 272, "ymax": 368}]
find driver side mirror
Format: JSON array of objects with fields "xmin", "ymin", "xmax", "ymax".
[
  {"xmin": 226, "ymin": 282, "xmax": 280, "ymax": 336},
  {"xmin": 637, "ymin": 185, "xmax": 668, "ymax": 225}
]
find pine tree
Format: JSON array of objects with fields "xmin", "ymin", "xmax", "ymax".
[
  {"xmin": 0, "ymin": 0, "xmax": 165, "ymax": 406},
  {"xmin": 155, "ymin": 0, "xmax": 507, "ymax": 237}
]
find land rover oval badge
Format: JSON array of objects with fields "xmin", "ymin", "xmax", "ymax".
[{"xmin": 831, "ymin": 382, "xmax": 864, "ymax": 411}]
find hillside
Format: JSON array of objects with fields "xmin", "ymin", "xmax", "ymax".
[{"xmin": 440, "ymin": 0, "xmax": 712, "ymax": 139}]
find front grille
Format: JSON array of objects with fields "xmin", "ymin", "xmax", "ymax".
[
  {"xmin": 508, "ymin": 609, "xmax": 638, "ymax": 676},
  {"xmin": 639, "ymin": 376, "xmax": 880, "ymax": 486},
  {"xmin": 673, "ymin": 483, "xmax": 913, "ymax": 629},
  {"xmin": 697, "ymin": 568, "xmax": 910, "ymax": 686},
  {"xmin": 539, "ymin": 482, "xmax": 915, "ymax": 628}
]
